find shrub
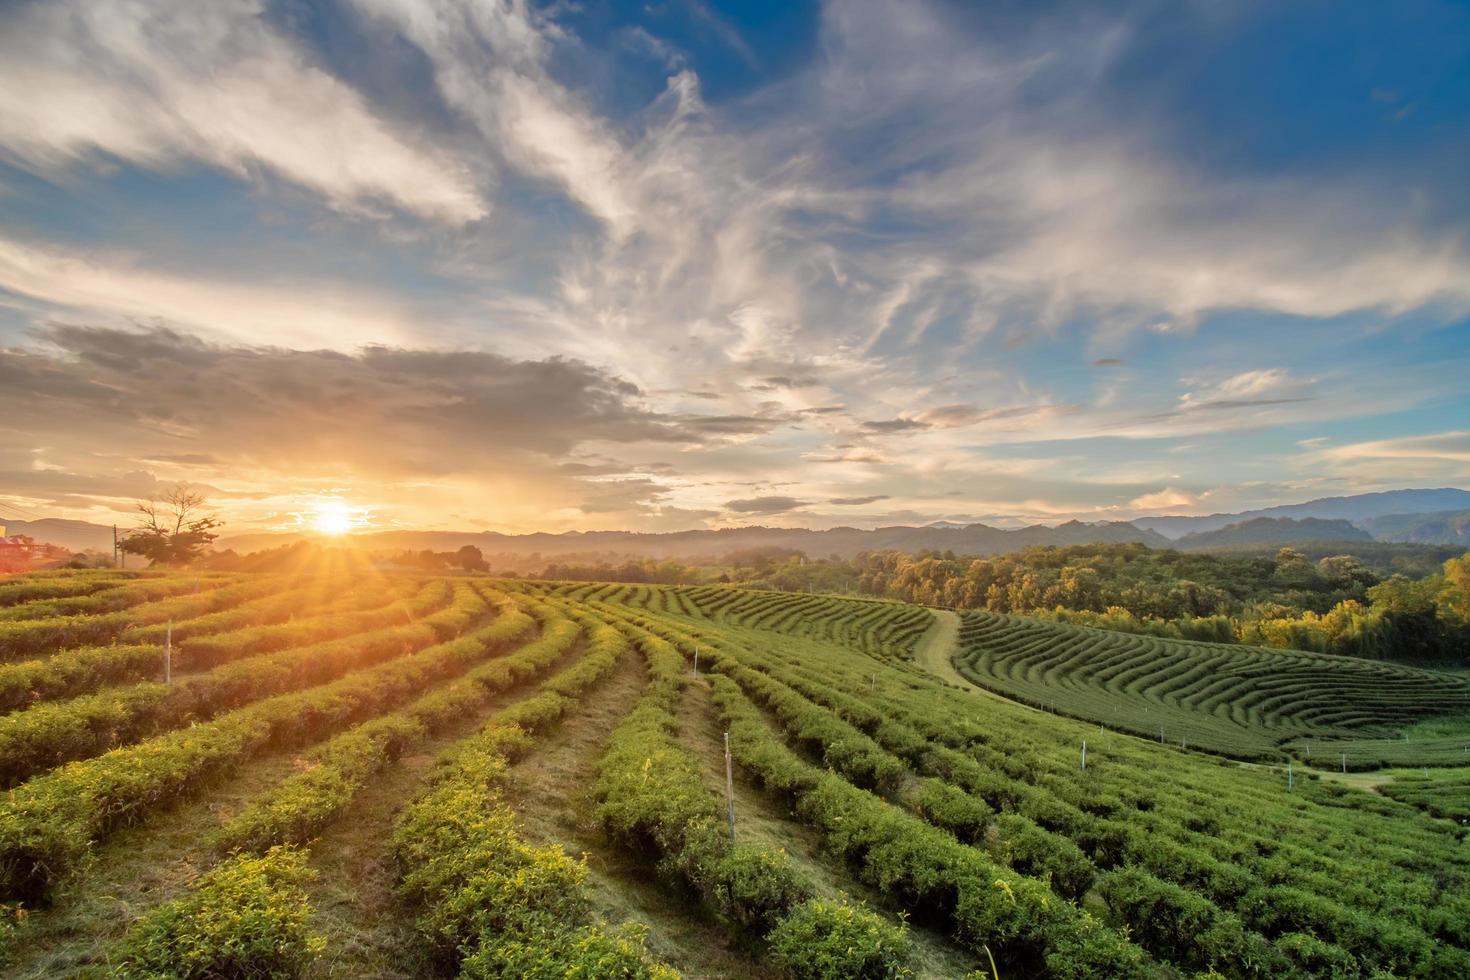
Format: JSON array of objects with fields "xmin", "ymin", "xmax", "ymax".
[
  {"xmin": 767, "ymin": 898, "xmax": 912, "ymax": 979},
  {"xmin": 114, "ymin": 846, "xmax": 323, "ymax": 979}
]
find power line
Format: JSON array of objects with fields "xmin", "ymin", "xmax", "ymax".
[{"xmin": 0, "ymin": 498, "xmax": 47, "ymax": 523}]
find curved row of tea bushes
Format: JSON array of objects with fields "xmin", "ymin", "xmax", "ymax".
[
  {"xmin": 955, "ymin": 611, "xmax": 1470, "ymax": 764},
  {"xmin": 0, "ymin": 578, "xmax": 415, "ymax": 712},
  {"xmin": 0, "ymin": 573, "xmax": 235, "ymax": 622},
  {"xmin": 0, "ymin": 580, "xmax": 464, "ymax": 785},
  {"xmin": 592, "ymin": 617, "xmax": 914, "ymax": 978},
  {"xmin": 581, "ymin": 591, "xmax": 1470, "ymax": 979},
  {"xmin": 0, "ymin": 570, "xmax": 149, "ymax": 607},
  {"xmin": 575, "ymin": 599, "xmax": 1151, "ymax": 979},
  {"xmin": 210, "ymin": 601, "xmax": 565, "ymax": 854},
  {"xmin": 0, "ymin": 575, "xmax": 272, "ymax": 662},
  {"xmin": 112, "ymin": 845, "xmax": 323, "ymax": 978},
  {"xmin": 390, "ymin": 609, "xmax": 677, "ymax": 979},
  {"xmin": 0, "ymin": 584, "xmax": 505, "ymax": 903}
]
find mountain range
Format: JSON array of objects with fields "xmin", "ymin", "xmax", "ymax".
[{"xmin": 4, "ymin": 487, "xmax": 1468, "ymax": 560}]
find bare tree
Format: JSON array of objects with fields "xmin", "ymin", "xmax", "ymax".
[{"xmin": 120, "ymin": 484, "xmax": 223, "ymax": 567}]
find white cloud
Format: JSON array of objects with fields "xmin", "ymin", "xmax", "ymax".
[
  {"xmin": 1129, "ymin": 487, "xmax": 1198, "ymax": 512},
  {"xmin": 0, "ymin": 236, "xmax": 432, "ymax": 349},
  {"xmin": 1318, "ymin": 431, "xmax": 1470, "ymax": 464},
  {"xmin": 0, "ymin": 0, "xmax": 485, "ymax": 223}
]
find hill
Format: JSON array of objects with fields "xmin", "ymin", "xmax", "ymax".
[
  {"xmin": 1175, "ymin": 516, "xmax": 1371, "ymax": 549},
  {"xmin": 1135, "ymin": 487, "xmax": 1470, "ymax": 538},
  {"xmin": 1360, "ymin": 508, "xmax": 1470, "ymax": 546},
  {"xmin": 2, "ymin": 570, "xmax": 1468, "ymax": 978},
  {"xmin": 0, "ymin": 518, "xmax": 114, "ymax": 553}
]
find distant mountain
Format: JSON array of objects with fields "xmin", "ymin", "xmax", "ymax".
[
  {"xmin": 1135, "ymin": 488, "xmax": 1470, "ymax": 539},
  {"xmin": 0, "ymin": 518, "xmax": 115, "ymax": 553},
  {"xmin": 218, "ymin": 519, "xmax": 1170, "ymax": 561},
  {"xmin": 1359, "ymin": 509, "xmax": 1470, "ymax": 546},
  {"xmin": 1176, "ymin": 517, "xmax": 1371, "ymax": 549}
]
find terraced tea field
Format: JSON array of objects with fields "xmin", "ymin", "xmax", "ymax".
[
  {"xmin": 0, "ymin": 569, "xmax": 1466, "ymax": 978},
  {"xmin": 954, "ymin": 610, "xmax": 1470, "ymax": 766}
]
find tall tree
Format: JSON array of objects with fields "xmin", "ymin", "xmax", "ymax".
[{"xmin": 121, "ymin": 485, "xmax": 222, "ymax": 567}]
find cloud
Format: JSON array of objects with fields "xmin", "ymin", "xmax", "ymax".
[
  {"xmin": 829, "ymin": 495, "xmax": 891, "ymax": 506},
  {"xmin": 862, "ymin": 418, "xmax": 931, "ymax": 433},
  {"xmin": 1317, "ymin": 431, "xmax": 1470, "ymax": 465},
  {"xmin": 1177, "ymin": 368, "xmax": 1310, "ymax": 411},
  {"xmin": 1093, "ymin": 358, "xmax": 1124, "ymax": 367},
  {"xmin": 0, "ymin": 236, "xmax": 433, "ymax": 348},
  {"xmin": 0, "ymin": 0, "xmax": 484, "ymax": 223},
  {"xmin": 1129, "ymin": 487, "xmax": 1198, "ymax": 512},
  {"xmin": 0, "ymin": 325, "xmax": 695, "ymax": 481},
  {"xmin": 723, "ymin": 495, "xmax": 808, "ymax": 514}
]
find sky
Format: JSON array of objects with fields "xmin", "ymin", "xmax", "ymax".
[{"xmin": 0, "ymin": 0, "xmax": 1467, "ymax": 537}]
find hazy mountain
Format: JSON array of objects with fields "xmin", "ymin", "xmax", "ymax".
[
  {"xmin": 0, "ymin": 518, "xmax": 115, "ymax": 553},
  {"xmin": 1135, "ymin": 488, "xmax": 1470, "ymax": 539},
  {"xmin": 217, "ymin": 519, "xmax": 1170, "ymax": 561},
  {"xmin": 1175, "ymin": 517, "xmax": 1371, "ymax": 549},
  {"xmin": 1359, "ymin": 509, "xmax": 1470, "ymax": 546}
]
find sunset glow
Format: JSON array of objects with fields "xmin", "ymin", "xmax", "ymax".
[{"xmin": 308, "ymin": 500, "xmax": 359, "ymax": 537}]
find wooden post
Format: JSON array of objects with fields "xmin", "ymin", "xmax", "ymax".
[
  {"xmin": 1081, "ymin": 739, "xmax": 1087, "ymax": 771},
  {"xmin": 1341, "ymin": 753, "xmax": 1346, "ymax": 774},
  {"xmin": 723, "ymin": 732, "xmax": 736, "ymax": 841},
  {"xmin": 693, "ymin": 648, "xmax": 699, "ymax": 675},
  {"xmin": 1158, "ymin": 726, "xmax": 1164, "ymax": 744},
  {"xmin": 164, "ymin": 622, "xmax": 172, "ymax": 685}
]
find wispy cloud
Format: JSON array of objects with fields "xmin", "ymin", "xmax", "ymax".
[{"xmin": 0, "ymin": 0, "xmax": 484, "ymax": 223}]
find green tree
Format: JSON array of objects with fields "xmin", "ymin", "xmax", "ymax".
[{"xmin": 120, "ymin": 485, "xmax": 222, "ymax": 567}]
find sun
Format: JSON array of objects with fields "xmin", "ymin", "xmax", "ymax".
[{"xmin": 309, "ymin": 499, "xmax": 356, "ymax": 536}]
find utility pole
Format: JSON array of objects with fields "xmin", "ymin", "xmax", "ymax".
[{"xmin": 723, "ymin": 732, "xmax": 737, "ymax": 841}]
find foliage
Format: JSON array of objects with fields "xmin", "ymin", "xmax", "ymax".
[
  {"xmin": 119, "ymin": 486, "xmax": 222, "ymax": 568},
  {"xmin": 767, "ymin": 899, "xmax": 913, "ymax": 979},
  {"xmin": 114, "ymin": 846, "xmax": 324, "ymax": 979}
]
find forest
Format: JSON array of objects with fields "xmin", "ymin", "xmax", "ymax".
[{"xmin": 532, "ymin": 544, "xmax": 1470, "ymax": 663}]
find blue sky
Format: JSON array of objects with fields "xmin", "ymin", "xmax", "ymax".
[{"xmin": 0, "ymin": 0, "xmax": 1466, "ymax": 534}]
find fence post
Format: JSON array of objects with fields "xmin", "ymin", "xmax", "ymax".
[
  {"xmin": 1341, "ymin": 753, "xmax": 1346, "ymax": 774},
  {"xmin": 693, "ymin": 647, "xmax": 699, "ymax": 675},
  {"xmin": 165, "ymin": 622, "xmax": 172, "ymax": 685},
  {"xmin": 723, "ymin": 731, "xmax": 736, "ymax": 841},
  {"xmin": 1081, "ymin": 739, "xmax": 1087, "ymax": 771}
]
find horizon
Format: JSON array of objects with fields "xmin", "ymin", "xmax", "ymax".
[{"xmin": 1, "ymin": 0, "xmax": 1468, "ymax": 536}]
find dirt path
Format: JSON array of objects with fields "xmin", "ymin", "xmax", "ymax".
[{"xmin": 503, "ymin": 654, "xmax": 753, "ymax": 979}]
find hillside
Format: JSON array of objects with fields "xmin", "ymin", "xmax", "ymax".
[
  {"xmin": 1135, "ymin": 488, "xmax": 1470, "ymax": 539},
  {"xmin": 1, "ymin": 569, "xmax": 1467, "ymax": 979},
  {"xmin": 0, "ymin": 519, "xmax": 115, "ymax": 553},
  {"xmin": 1175, "ymin": 516, "xmax": 1371, "ymax": 549},
  {"xmin": 1360, "ymin": 508, "xmax": 1470, "ymax": 546}
]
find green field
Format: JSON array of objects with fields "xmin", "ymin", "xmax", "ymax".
[
  {"xmin": 0, "ymin": 569, "xmax": 1467, "ymax": 978},
  {"xmin": 953, "ymin": 610, "xmax": 1470, "ymax": 766}
]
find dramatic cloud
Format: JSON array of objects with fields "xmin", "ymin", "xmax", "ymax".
[
  {"xmin": 0, "ymin": 325, "xmax": 695, "ymax": 480},
  {"xmin": 0, "ymin": 0, "xmax": 1463, "ymax": 531}
]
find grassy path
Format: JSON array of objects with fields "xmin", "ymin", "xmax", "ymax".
[{"xmin": 913, "ymin": 608, "xmax": 970, "ymax": 689}]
